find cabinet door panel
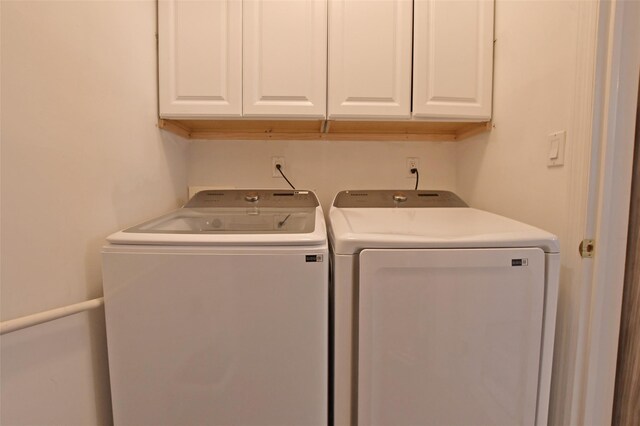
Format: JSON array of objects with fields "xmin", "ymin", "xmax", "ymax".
[
  {"xmin": 244, "ymin": 0, "xmax": 327, "ymax": 117},
  {"xmin": 159, "ymin": 0, "xmax": 242, "ymax": 118},
  {"xmin": 413, "ymin": 0, "xmax": 494, "ymax": 120},
  {"xmin": 328, "ymin": 0, "xmax": 412, "ymax": 118}
]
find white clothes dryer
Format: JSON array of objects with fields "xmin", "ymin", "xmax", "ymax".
[
  {"xmin": 102, "ymin": 190, "xmax": 328, "ymax": 425},
  {"xmin": 328, "ymin": 190, "xmax": 560, "ymax": 426}
]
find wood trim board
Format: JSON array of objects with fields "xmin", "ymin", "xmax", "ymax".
[{"xmin": 158, "ymin": 118, "xmax": 491, "ymax": 141}]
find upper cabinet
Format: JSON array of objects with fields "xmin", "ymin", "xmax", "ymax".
[
  {"xmin": 243, "ymin": 0, "xmax": 327, "ymax": 117},
  {"xmin": 158, "ymin": 0, "xmax": 494, "ymax": 123},
  {"xmin": 327, "ymin": 0, "xmax": 494, "ymax": 121},
  {"xmin": 159, "ymin": 0, "xmax": 326, "ymax": 119},
  {"xmin": 158, "ymin": 0, "xmax": 242, "ymax": 117},
  {"xmin": 413, "ymin": 0, "xmax": 494, "ymax": 120},
  {"xmin": 327, "ymin": 0, "xmax": 413, "ymax": 118}
]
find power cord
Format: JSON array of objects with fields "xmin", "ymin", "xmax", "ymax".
[
  {"xmin": 277, "ymin": 214, "xmax": 292, "ymax": 228},
  {"xmin": 276, "ymin": 163, "xmax": 296, "ymax": 190},
  {"xmin": 411, "ymin": 168, "xmax": 419, "ymax": 190}
]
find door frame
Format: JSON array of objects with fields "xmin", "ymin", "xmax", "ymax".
[{"xmin": 570, "ymin": 0, "xmax": 640, "ymax": 424}]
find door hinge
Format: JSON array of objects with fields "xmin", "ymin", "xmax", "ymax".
[{"xmin": 579, "ymin": 239, "xmax": 595, "ymax": 258}]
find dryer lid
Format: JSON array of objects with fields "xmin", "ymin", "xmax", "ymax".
[{"xmin": 329, "ymin": 191, "xmax": 559, "ymax": 254}]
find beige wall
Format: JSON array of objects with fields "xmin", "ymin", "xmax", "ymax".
[
  {"xmin": 456, "ymin": 1, "xmax": 578, "ymax": 234},
  {"xmin": 0, "ymin": 0, "xmax": 599, "ymax": 424},
  {"xmin": 188, "ymin": 3, "xmax": 592, "ymax": 424},
  {"xmin": 456, "ymin": 1, "xmax": 588, "ymax": 424},
  {"xmin": 0, "ymin": 1, "xmax": 187, "ymax": 424},
  {"xmin": 188, "ymin": 140, "xmax": 458, "ymax": 212}
]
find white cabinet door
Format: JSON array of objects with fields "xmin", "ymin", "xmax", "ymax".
[
  {"xmin": 328, "ymin": 0, "xmax": 412, "ymax": 118},
  {"xmin": 243, "ymin": 0, "xmax": 327, "ymax": 117},
  {"xmin": 159, "ymin": 0, "xmax": 242, "ymax": 118},
  {"xmin": 358, "ymin": 248, "xmax": 544, "ymax": 425},
  {"xmin": 413, "ymin": 0, "xmax": 494, "ymax": 120}
]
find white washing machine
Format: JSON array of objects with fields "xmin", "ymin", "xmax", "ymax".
[
  {"xmin": 102, "ymin": 190, "xmax": 328, "ymax": 425},
  {"xmin": 328, "ymin": 190, "xmax": 560, "ymax": 426}
]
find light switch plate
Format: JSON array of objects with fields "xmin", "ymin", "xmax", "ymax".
[{"xmin": 547, "ymin": 131, "xmax": 566, "ymax": 167}]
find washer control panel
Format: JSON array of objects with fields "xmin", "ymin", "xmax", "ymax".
[{"xmin": 186, "ymin": 190, "xmax": 320, "ymax": 208}]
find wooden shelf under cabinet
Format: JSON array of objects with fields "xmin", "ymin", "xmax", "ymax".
[{"xmin": 158, "ymin": 119, "xmax": 491, "ymax": 142}]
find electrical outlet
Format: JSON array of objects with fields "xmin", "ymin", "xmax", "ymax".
[
  {"xmin": 272, "ymin": 156, "xmax": 286, "ymax": 178},
  {"xmin": 407, "ymin": 157, "xmax": 419, "ymax": 178}
]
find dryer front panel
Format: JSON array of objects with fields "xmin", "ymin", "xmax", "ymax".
[{"xmin": 358, "ymin": 248, "xmax": 545, "ymax": 426}]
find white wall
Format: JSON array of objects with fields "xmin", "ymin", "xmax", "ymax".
[
  {"xmin": 0, "ymin": 1, "xmax": 188, "ymax": 424},
  {"xmin": 188, "ymin": 140, "xmax": 458, "ymax": 211},
  {"xmin": 455, "ymin": 1, "xmax": 591, "ymax": 424}
]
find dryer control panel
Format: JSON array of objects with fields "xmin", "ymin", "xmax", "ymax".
[{"xmin": 333, "ymin": 190, "xmax": 468, "ymax": 208}]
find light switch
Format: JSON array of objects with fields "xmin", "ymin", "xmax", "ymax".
[
  {"xmin": 547, "ymin": 131, "xmax": 566, "ymax": 167},
  {"xmin": 549, "ymin": 139, "xmax": 559, "ymax": 159}
]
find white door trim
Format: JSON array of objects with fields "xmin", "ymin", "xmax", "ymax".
[
  {"xmin": 548, "ymin": 0, "xmax": 600, "ymax": 423},
  {"xmin": 573, "ymin": 0, "xmax": 640, "ymax": 424}
]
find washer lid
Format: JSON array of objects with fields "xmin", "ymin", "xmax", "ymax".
[
  {"xmin": 107, "ymin": 190, "xmax": 327, "ymax": 246},
  {"xmin": 329, "ymin": 192, "xmax": 559, "ymax": 254}
]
